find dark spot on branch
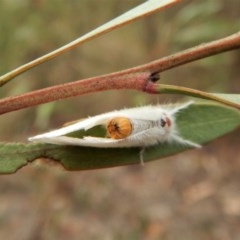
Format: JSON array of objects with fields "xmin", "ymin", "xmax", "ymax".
[{"xmin": 149, "ymin": 71, "xmax": 160, "ymax": 82}]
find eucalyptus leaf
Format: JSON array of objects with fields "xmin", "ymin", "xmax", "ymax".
[
  {"xmin": 0, "ymin": 143, "xmax": 46, "ymax": 174},
  {"xmin": 0, "ymin": 102, "xmax": 239, "ymax": 174}
]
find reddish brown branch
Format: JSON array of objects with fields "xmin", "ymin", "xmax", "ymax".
[
  {"xmin": 131, "ymin": 31, "xmax": 240, "ymax": 73},
  {"xmin": 0, "ymin": 72, "xmax": 153, "ymax": 115},
  {"xmin": 0, "ymin": 31, "xmax": 240, "ymax": 115}
]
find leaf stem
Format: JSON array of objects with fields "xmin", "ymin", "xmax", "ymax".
[{"xmin": 157, "ymin": 84, "xmax": 240, "ymax": 109}]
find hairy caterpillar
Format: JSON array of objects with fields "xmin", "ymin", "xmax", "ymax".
[{"xmin": 29, "ymin": 101, "xmax": 200, "ymax": 164}]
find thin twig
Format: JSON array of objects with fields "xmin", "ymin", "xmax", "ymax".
[
  {"xmin": 131, "ymin": 31, "xmax": 240, "ymax": 73},
  {"xmin": 0, "ymin": 32, "xmax": 240, "ymax": 115},
  {"xmin": 0, "ymin": 72, "xmax": 152, "ymax": 115}
]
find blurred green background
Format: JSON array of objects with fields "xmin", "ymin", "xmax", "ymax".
[{"xmin": 0, "ymin": 0, "xmax": 240, "ymax": 239}]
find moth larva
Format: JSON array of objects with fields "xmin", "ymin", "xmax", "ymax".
[{"xmin": 29, "ymin": 101, "xmax": 200, "ymax": 164}]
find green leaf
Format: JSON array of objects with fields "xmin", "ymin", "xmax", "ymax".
[
  {"xmin": 0, "ymin": 102, "xmax": 239, "ymax": 174},
  {"xmin": 0, "ymin": 143, "xmax": 45, "ymax": 174}
]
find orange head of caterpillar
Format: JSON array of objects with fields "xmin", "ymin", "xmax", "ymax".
[{"xmin": 106, "ymin": 117, "xmax": 132, "ymax": 139}]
